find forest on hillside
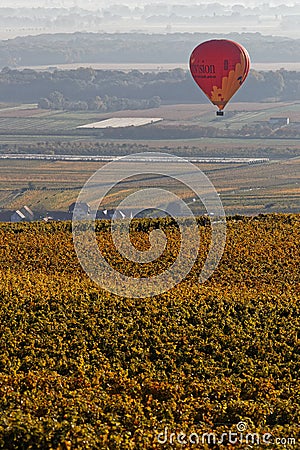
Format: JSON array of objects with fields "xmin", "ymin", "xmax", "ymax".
[{"xmin": 0, "ymin": 32, "xmax": 300, "ymax": 68}]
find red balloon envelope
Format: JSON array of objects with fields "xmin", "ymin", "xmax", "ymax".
[{"xmin": 189, "ymin": 39, "xmax": 250, "ymax": 115}]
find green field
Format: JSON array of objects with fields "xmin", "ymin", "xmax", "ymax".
[
  {"xmin": 0, "ymin": 102, "xmax": 299, "ymax": 150},
  {"xmin": 0, "ymin": 102, "xmax": 299, "ymax": 215}
]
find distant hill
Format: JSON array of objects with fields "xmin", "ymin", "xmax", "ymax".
[{"xmin": 1, "ymin": 32, "xmax": 300, "ymax": 68}]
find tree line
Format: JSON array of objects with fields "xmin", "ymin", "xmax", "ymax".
[
  {"xmin": 38, "ymin": 92, "xmax": 161, "ymax": 112},
  {"xmin": 1, "ymin": 66, "xmax": 300, "ymax": 106},
  {"xmin": 0, "ymin": 140, "xmax": 298, "ymax": 159}
]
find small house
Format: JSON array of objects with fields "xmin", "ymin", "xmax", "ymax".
[
  {"xmin": 11, "ymin": 205, "xmax": 34, "ymax": 223},
  {"xmin": 68, "ymin": 202, "xmax": 90, "ymax": 219},
  {"xmin": 269, "ymin": 117, "xmax": 290, "ymax": 126},
  {"xmin": 11, "ymin": 210, "xmax": 26, "ymax": 223}
]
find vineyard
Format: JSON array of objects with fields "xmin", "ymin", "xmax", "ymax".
[
  {"xmin": 0, "ymin": 214, "xmax": 299, "ymax": 449},
  {"xmin": 1, "ymin": 102, "xmax": 300, "ymax": 150},
  {"xmin": 0, "ymin": 113, "xmax": 90, "ymax": 135}
]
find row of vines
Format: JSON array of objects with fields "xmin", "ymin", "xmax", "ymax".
[{"xmin": 0, "ymin": 214, "xmax": 299, "ymax": 449}]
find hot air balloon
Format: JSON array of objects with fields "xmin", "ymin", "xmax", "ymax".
[{"xmin": 189, "ymin": 39, "xmax": 250, "ymax": 116}]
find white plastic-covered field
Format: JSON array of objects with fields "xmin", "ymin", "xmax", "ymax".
[{"xmin": 77, "ymin": 117, "xmax": 163, "ymax": 129}]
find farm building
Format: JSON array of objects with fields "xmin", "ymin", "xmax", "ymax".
[
  {"xmin": 11, "ymin": 210, "xmax": 26, "ymax": 223},
  {"xmin": 269, "ymin": 117, "xmax": 290, "ymax": 126},
  {"xmin": 42, "ymin": 211, "xmax": 71, "ymax": 221},
  {"xmin": 97, "ymin": 209, "xmax": 127, "ymax": 219},
  {"xmin": 68, "ymin": 202, "xmax": 90, "ymax": 218},
  {"xmin": 11, "ymin": 205, "xmax": 34, "ymax": 223}
]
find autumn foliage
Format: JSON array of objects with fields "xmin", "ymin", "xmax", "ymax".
[{"xmin": 0, "ymin": 215, "xmax": 299, "ymax": 449}]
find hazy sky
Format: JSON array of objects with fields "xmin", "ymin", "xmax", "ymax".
[
  {"xmin": 1, "ymin": 0, "xmax": 299, "ymax": 7},
  {"xmin": 1, "ymin": 0, "xmax": 299, "ymax": 40}
]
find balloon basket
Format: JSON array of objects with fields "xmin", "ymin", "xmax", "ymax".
[{"xmin": 216, "ymin": 110, "xmax": 224, "ymax": 116}]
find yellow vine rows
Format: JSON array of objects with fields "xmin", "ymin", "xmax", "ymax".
[{"xmin": 0, "ymin": 214, "xmax": 299, "ymax": 449}]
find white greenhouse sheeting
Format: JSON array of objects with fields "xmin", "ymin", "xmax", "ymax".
[{"xmin": 77, "ymin": 117, "xmax": 163, "ymax": 129}]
